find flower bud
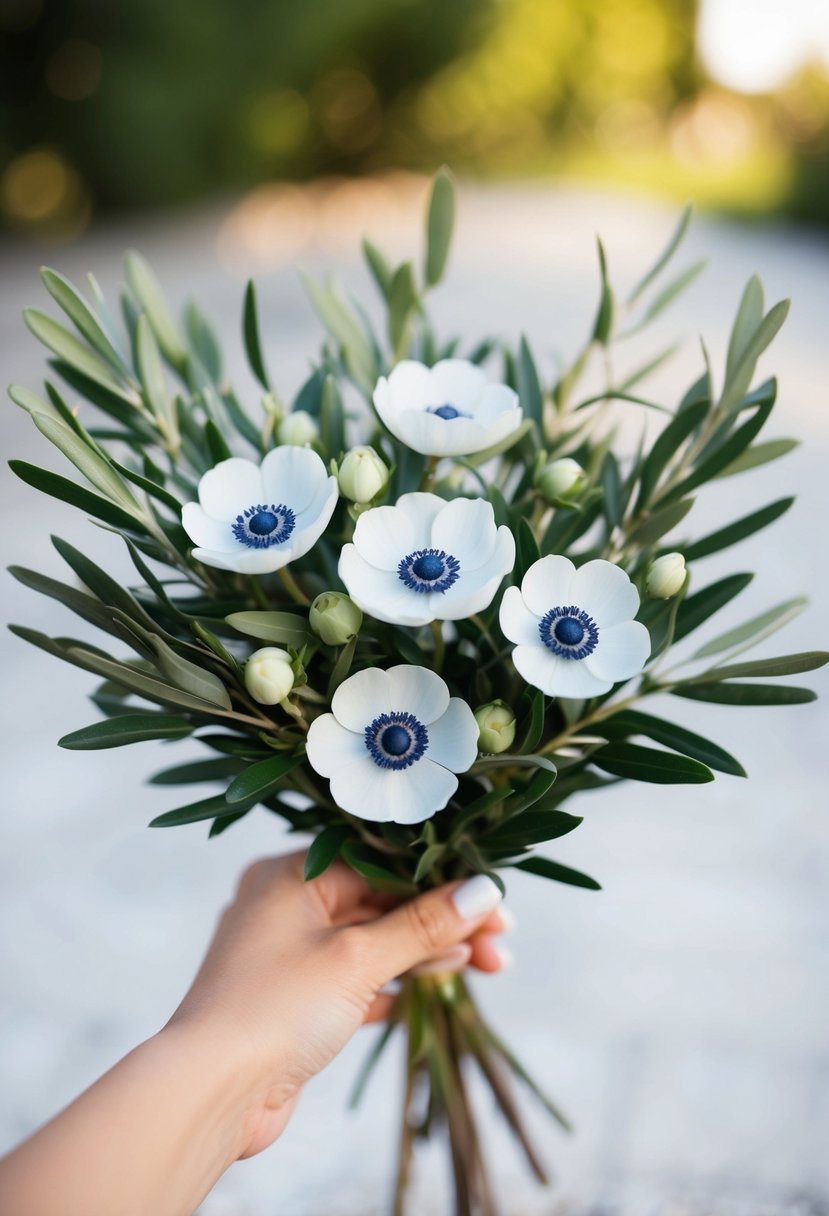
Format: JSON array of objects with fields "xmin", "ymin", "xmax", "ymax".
[
  {"xmin": 338, "ymin": 446, "xmax": 389, "ymax": 504},
  {"xmin": 536, "ymin": 457, "xmax": 583, "ymax": 503},
  {"xmin": 244, "ymin": 647, "xmax": 295, "ymax": 705},
  {"xmin": 474, "ymin": 700, "xmax": 516, "ymax": 754},
  {"xmin": 278, "ymin": 410, "xmax": 319, "ymax": 446},
  {"xmin": 309, "ymin": 592, "xmax": 363, "ymax": 646},
  {"xmin": 646, "ymin": 552, "xmax": 687, "ymax": 599}
]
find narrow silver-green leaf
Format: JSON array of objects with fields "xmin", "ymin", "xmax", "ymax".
[
  {"xmin": 147, "ymin": 636, "xmax": 232, "ymax": 709},
  {"xmin": 689, "ymin": 651, "xmax": 828, "ymax": 683},
  {"xmin": 718, "ymin": 298, "xmax": 790, "ymax": 415},
  {"xmin": 59, "ymin": 713, "xmax": 193, "ymax": 750},
  {"xmin": 691, "ymin": 597, "xmax": 807, "ymax": 660},
  {"xmin": 726, "ymin": 275, "xmax": 764, "ymax": 380},
  {"xmin": 137, "ymin": 313, "xmax": 178, "ymax": 447},
  {"xmin": 40, "ymin": 268, "xmax": 130, "ymax": 376},
  {"xmin": 24, "ymin": 308, "xmax": 136, "ymax": 403},
  {"xmin": 714, "ymin": 438, "xmax": 798, "ymax": 479},
  {"xmin": 124, "ymin": 250, "xmax": 188, "ymax": 369},
  {"xmin": 30, "ymin": 413, "xmax": 142, "ymax": 514},
  {"xmin": 226, "ymin": 610, "xmax": 312, "ymax": 648},
  {"xmin": 424, "ymin": 167, "xmax": 455, "ymax": 287},
  {"xmin": 627, "ymin": 203, "xmax": 693, "ymax": 305}
]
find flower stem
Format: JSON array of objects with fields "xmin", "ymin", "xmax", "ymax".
[
  {"xmin": 248, "ymin": 576, "xmax": 269, "ymax": 610},
  {"xmin": 278, "ymin": 565, "xmax": 310, "ymax": 605},
  {"xmin": 430, "ymin": 620, "xmax": 445, "ymax": 672}
]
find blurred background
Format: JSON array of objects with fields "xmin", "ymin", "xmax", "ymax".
[{"xmin": 1, "ymin": 3, "xmax": 829, "ymax": 1215}]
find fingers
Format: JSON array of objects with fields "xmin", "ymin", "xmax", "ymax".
[{"xmin": 355, "ymin": 874, "xmax": 503, "ymax": 985}]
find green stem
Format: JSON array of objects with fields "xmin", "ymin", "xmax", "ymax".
[
  {"xmin": 248, "ymin": 576, "xmax": 269, "ymax": 610},
  {"xmin": 419, "ymin": 454, "xmax": 439, "ymax": 491},
  {"xmin": 431, "ymin": 620, "xmax": 445, "ymax": 673},
  {"xmin": 278, "ymin": 565, "xmax": 310, "ymax": 605}
]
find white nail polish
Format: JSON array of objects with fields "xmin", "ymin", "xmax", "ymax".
[
  {"xmin": 452, "ymin": 874, "xmax": 503, "ymax": 921},
  {"xmin": 498, "ymin": 906, "xmax": 517, "ymax": 932}
]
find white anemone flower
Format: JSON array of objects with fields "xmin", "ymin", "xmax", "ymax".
[
  {"xmin": 373, "ymin": 358, "xmax": 522, "ymax": 457},
  {"xmin": 339, "ymin": 492, "xmax": 515, "ymax": 626},
  {"xmin": 306, "ymin": 664, "xmax": 479, "ymax": 824},
  {"xmin": 181, "ymin": 448, "xmax": 338, "ymax": 574},
  {"xmin": 499, "ymin": 555, "xmax": 651, "ymax": 698}
]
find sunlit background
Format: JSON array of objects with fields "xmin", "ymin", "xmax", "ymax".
[{"xmin": 1, "ymin": 0, "xmax": 829, "ymax": 245}]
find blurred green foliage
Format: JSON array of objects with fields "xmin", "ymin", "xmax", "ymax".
[{"xmin": 1, "ymin": 0, "xmax": 827, "ymax": 240}]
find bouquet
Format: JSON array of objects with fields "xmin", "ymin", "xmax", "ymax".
[{"xmin": 9, "ymin": 171, "xmax": 826, "ymax": 1216}]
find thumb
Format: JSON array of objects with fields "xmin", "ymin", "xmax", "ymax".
[{"xmin": 357, "ymin": 875, "xmax": 503, "ymax": 985}]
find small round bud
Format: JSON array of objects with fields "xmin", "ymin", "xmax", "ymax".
[
  {"xmin": 474, "ymin": 700, "xmax": 516, "ymax": 754},
  {"xmin": 338, "ymin": 446, "xmax": 389, "ymax": 504},
  {"xmin": 309, "ymin": 592, "xmax": 363, "ymax": 646},
  {"xmin": 537, "ymin": 457, "xmax": 583, "ymax": 504},
  {"xmin": 278, "ymin": 410, "xmax": 319, "ymax": 446},
  {"xmin": 646, "ymin": 552, "xmax": 687, "ymax": 599},
  {"xmin": 244, "ymin": 647, "xmax": 295, "ymax": 705}
]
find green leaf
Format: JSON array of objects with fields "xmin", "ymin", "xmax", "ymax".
[
  {"xmin": 449, "ymin": 785, "xmax": 513, "ymax": 837},
  {"xmin": 304, "ymin": 825, "xmax": 351, "ymax": 880},
  {"xmin": 320, "ymin": 374, "xmax": 346, "ymax": 458},
  {"xmin": 347, "ymin": 1021, "xmax": 396, "ymax": 1110},
  {"xmin": 146, "ymin": 636, "xmax": 232, "ymax": 709},
  {"xmin": 340, "ymin": 842, "xmax": 418, "ymax": 894},
  {"xmin": 627, "ymin": 203, "xmax": 693, "ymax": 305},
  {"xmin": 225, "ymin": 752, "xmax": 303, "ymax": 805},
  {"xmin": 725, "ymin": 275, "xmax": 763, "ymax": 381},
  {"xmin": 635, "ymin": 399, "xmax": 707, "ymax": 510},
  {"xmin": 601, "ymin": 451, "xmax": 622, "ymax": 528},
  {"xmin": 591, "ymin": 239, "xmax": 613, "ymax": 344},
  {"xmin": 243, "ymin": 280, "xmax": 270, "ymax": 390},
  {"xmin": 137, "ymin": 314, "xmax": 178, "ymax": 446},
  {"xmin": 150, "ymin": 793, "xmax": 251, "ymax": 828},
  {"xmin": 516, "ymin": 336, "xmax": 544, "ymax": 429},
  {"xmin": 672, "ymin": 683, "xmax": 817, "ymax": 706},
  {"xmin": 362, "ymin": 239, "xmax": 393, "ymax": 301},
  {"xmin": 501, "ymin": 766, "xmax": 558, "ymax": 819},
  {"xmin": 149, "ymin": 757, "xmax": 245, "ymax": 785},
  {"xmin": 691, "ymin": 596, "xmax": 807, "ymax": 660},
  {"xmin": 683, "ymin": 497, "xmax": 793, "ymax": 561},
  {"xmin": 23, "ymin": 308, "xmax": 136, "ymax": 403},
  {"xmin": 689, "ymin": 651, "xmax": 828, "ymax": 683},
  {"xmin": 719, "ymin": 297, "xmax": 789, "ymax": 415},
  {"xmin": 633, "ymin": 260, "xmax": 707, "ymax": 327},
  {"xmin": 512, "ymin": 855, "xmax": 601, "ymax": 891},
  {"xmin": 628, "ymin": 497, "xmax": 694, "ymax": 548},
  {"xmin": 204, "ymin": 418, "xmax": 232, "ymax": 465},
  {"xmin": 225, "ymin": 610, "xmax": 312, "ymax": 649},
  {"xmin": 599, "ymin": 709, "xmax": 746, "ymax": 777},
  {"xmin": 9, "ymin": 460, "xmax": 148, "ymax": 534},
  {"xmin": 484, "ymin": 807, "xmax": 582, "ymax": 851},
  {"xmin": 40, "ymin": 267, "xmax": 130, "ymax": 376},
  {"xmin": 9, "ymin": 564, "xmax": 123, "ymax": 639},
  {"xmin": 124, "ymin": 251, "xmax": 188, "ymax": 369},
  {"xmin": 30, "ymin": 412, "xmax": 142, "ymax": 514},
  {"xmin": 714, "ymin": 438, "xmax": 798, "ymax": 479},
  {"xmin": 388, "ymin": 261, "xmax": 419, "ymax": 358},
  {"xmin": 59, "ymin": 713, "xmax": 193, "ymax": 750},
  {"xmin": 51, "ymin": 536, "xmax": 157, "ymax": 629},
  {"xmin": 659, "ymin": 394, "xmax": 774, "ymax": 505},
  {"xmin": 517, "ymin": 691, "xmax": 545, "ymax": 755},
  {"xmin": 301, "ymin": 275, "xmax": 376, "ymax": 394},
  {"xmin": 424, "ymin": 167, "xmax": 455, "ymax": 287},
  {"xmin": 184, "ymin": 300, "xmax": 222, "ymax": 383},
  {"xmin": 515, "ymin": 517, "xmax": 541, "ymax": 582},
  {"xmin": 413, "ymin": 843, "xmax": 447, "ymax": 884},
  {"xmin": 673, "ymin": 573, "xmax": 753, "ymax": 643},
  {"xmin": 593, "ymin": 742, "xmax": 714, "ymax": 784}
]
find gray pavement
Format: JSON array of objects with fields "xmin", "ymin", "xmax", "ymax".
[{"xmin": 0, "ymin": 180, "xmax": 827, "ymax": 1215}]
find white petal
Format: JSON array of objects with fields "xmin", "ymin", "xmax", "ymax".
[
  {"xmin": 261, "ymin": 445, "xmax": 327, "ymax": 515},
  {"xmin": 571, "ymin": 559, "xmax": 639, "ymax": 626},
  {"xmin": 198, "ymin": 458, "xmax": 263, "ymax": 520},
  {"xmin": 520, "ymin": 555, "xmax": 576, "ymax": 617},
  {"xmin": 181, "ymin": 502, "xmax": 237, "ymax": 552},
  {"xmin": 473, "ymin": 382, "xmax": 521, "ymax": 425},
  {"xmin": 431, "ymin": 532, "xmax": 514, "ymax": 620},
  {"xmin": 499, "ymin": 585, "xmax": 541, "ymax": 646},
  {"xmin": 385, "ymin": 664, "xmax": 449, "ymax": 724},
  {"xmin": 512, "ymin": 643, "xmax": 610, "ymax": 697},
  {"xmin": 288, "ymin": 478, "xmax": 338, "ymax": 559},
  {"xmin": 430, "ymin": 497, "xmax": 498, "ymax": 570},
  {"xmin": 394, "ymin": 492, "xmax": 446, "ymax": 543},
  {"xmin": 383, "ymin": 361, "xmax": 437, "ymax": 410},
  {"xmin": 352, "ymin": 505, "xmax": 415, "ymax": 571},
  {"xmin": 191, "ymin": 545, "xmax": 291, "ymax": 575},
  {"xmin": 339, "ymin": 546, "xmax": 432, "ymax": 626},
  {"xmin": 328, "ymin": 757, "xmax": 456, "ymax": 824},
  {"xmin": 426, "ymin": 698, "xmax": 480, "ymax": 772},
  {"xmin": 305, "ymin": 713, "xmax": 367, "ymax": 779},
  {"xmin": 583, "ymin": 620, "xmax": 651, "ymax": 683},
  {"xmin": 429, "ymin": 359, "xmax": 487, "ymax": 410},
  {"xmin": 475, "ymin": 406, "xmax": 524, "ymax": 450},
  {"xmin": 394, "ymin": 409, "xmax": 489, "ymax": 457},
  {"xmin": 293, "ymin": 476, "xmax": 337, "ymax": 531},
  {"xmin": 331, "ymin": 667, "xmax": 391, "ymax": 732}
]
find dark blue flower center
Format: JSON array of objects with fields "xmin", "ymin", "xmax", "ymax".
[
  {"xmin": 398, "ymin": 547, "xmax": 461, "ymax": 595},
  {"xmin": 433, "ymin": 403, "xmax": 464, "ymax": 420},
  {"xmin": 232, "ymin": 502, "xmax": 295, "ymax": 549},
  {"xmin": 365, "ymin": 712, "xmax": 429, "ymax": 770},
  {"xmin": 538, "ymin": 604, "xmax": 599, "ymax": 661}
]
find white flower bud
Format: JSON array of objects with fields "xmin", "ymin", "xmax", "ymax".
[
  {"xmin": 646, "ymin": 552, "xmax": 687, "ymax": 599},
  {"xmin": 537, "ymin": 457, "xmax": 583, "ymax": 504},
  {"xmin": 244, "ymin": 647, "xmax": 295, "ymax": 705},
  {"xmin": 309, "ymin": 592, "xmax": 363, "ymax": 646},
  {"xmin": 278, "ymin": 410, "xmax": 319, "ymax": 446},
  {"xmin": 338, "ymin": 446, "xmax": 389, "ymax": 504},
  {"xmin": 474, "ymin": 700, "xmax": 516, "ymax": 754}
]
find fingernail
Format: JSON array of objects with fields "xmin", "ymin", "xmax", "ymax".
[
  {"xmin": 498, "ymin": 906, "xmax": 517, "ymax": 932},
  {"xmin": 452, "ymin": 874, "xmax": 503, "ymax": 921},
  {"xmin": 412, "ymin": 944, "xmax": 471, "ymax": 976},
  {"xmin": 494, "ymin": 944, "xmax": 514, "ymax": 970}
]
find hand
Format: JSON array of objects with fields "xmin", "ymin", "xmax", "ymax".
[{"xmin": 169, "ymin": 852, "xmax": 511, "ymax": 1159}]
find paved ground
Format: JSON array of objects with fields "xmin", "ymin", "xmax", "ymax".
[{"xmin": 0, "ymin": 179, "xmax": 827, "ymax": 1215}]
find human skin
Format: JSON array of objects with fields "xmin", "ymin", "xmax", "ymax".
[{"xmin": 0, "ymin": 852, "xmax": 510, "ymax": 1216}]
